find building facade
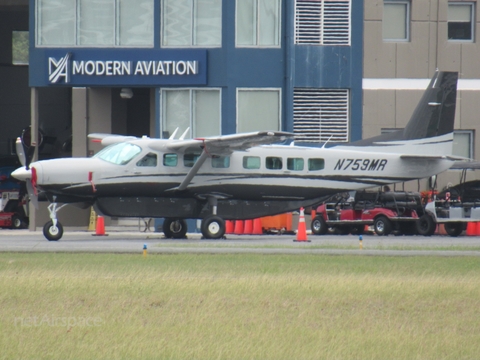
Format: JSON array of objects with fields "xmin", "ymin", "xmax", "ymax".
[{"xmin": 364, "ymin": 0, "xmax": 480, "ymax": 189}]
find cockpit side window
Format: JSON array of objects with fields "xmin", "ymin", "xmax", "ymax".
[
  {"xmin": 94, "ymin": 143, "xmax": 142, "ymax": 165},
  {"xmin": 136, "ymin": 153, "xmax": 157, "ymax": 167}
]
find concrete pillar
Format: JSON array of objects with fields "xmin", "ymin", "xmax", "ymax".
[
  {"xmin": 29, "ymin": 88, "xmax": 39, "ymax": 232},
  {"xmin": 72, "ymin": 87, "xmax": 88, "ymax": 157}
]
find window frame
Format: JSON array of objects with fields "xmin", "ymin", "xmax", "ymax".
[
  {"xmin": 382, "ymin": 0, "xmax": 410, "ymax": 42},
  {"xmin": 160, "ymin": 88, "xmax": 222, "ymax": 139},
  {"xmin": 235, "ymin": 0, "xmax": 282, "ymax": 48},
  {"xmin": 36, "ymin": 0, "xmax": 154, "ymax": 47},
  {"xmin": 447, "ymin": 2, "xmax": 475, "ymax": 42}
]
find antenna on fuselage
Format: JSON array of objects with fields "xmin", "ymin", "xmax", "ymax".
[
  {"xmin": 179, "ymin": 127, "xmax": 190, "ymax": 140},
  {"xmin": 321, "ymin": 135, "xmax": 334, "ymax": 148},
  {"xmin": 169, "ymin": 128, "xmax": 179, "ymax": 140}
]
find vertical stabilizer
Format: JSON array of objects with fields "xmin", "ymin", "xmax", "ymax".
[{"xmin": 351, "ymin": 71, "xmax": 458, "ymax": 146}]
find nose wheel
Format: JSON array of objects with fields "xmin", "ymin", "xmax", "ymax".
[{"xmin": 43, "ymin": 201, "xmax": 67, "ymax": 241}]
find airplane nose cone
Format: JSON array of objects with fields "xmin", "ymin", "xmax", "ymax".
[{"xmin": 11, "ymin": 167, "xmax": 31, "ymax": 181}]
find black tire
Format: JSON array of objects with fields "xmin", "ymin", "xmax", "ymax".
[
  {"xmin": 11, "ymin": 214, "xmax": 23, "ymax": 230},
  {"xmin": 374, "ymin": 216, "xmax": 392, "ymax": 236},
  {"xmin": 416, "ymin": 214, "xmax": 436, "ymax": 236},
  {"xmin": 201, "ymin": 215, "xmax": 226, "ymax": 239},
  {"xmin": 163, "ymin": 218, "xmax": 188, "ymax": 239},
  {"xmin": 311, "ymin": 216, "xmax": 328, "ymax": 235},
  {"xmin": 444, "ymin": 222, "xmax": 463, "ymax": 237},
  {"xmin": 43, "ymin": 221, "xmax": 63, "ymax": 241}
]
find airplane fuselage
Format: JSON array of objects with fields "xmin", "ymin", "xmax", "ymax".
[{"xmin": 25, "ymin": 138, "xmax": 454, "ymax": 220}]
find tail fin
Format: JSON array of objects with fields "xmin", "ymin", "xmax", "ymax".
[{"xmin": 352, "ymin": 71, "xmax": 458, "ymax": 146}]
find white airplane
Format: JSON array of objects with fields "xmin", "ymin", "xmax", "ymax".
[{"xmin": 12, "ymin": 71, "xmax": 459, "ymax": 241}]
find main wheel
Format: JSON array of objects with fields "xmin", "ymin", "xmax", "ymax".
[
  {"xmin": 416, "ymin": 214, "xmax": 436, "ymax": 236},
  {"xmin": 374, "ymin": 216, "xmax": 392, "ymax": 236},
  {"xmin": 11, "ymin": 214, "xmax": 23, "ymax": 230},
  {"xmin": 201, "ymin": 215, "xmax": 226, "ymax": 239},
  {"xmin": 311, "ymin": 216, "xmax": 328, "ymax": 235},
  {"xmin": 444, "ymin": 222, "xmax": 464, "ymax": 237},
  {"xmin": 163, "ymin": 218, "xmax": 188, "ymax": 239},
  {"xmin": 43, "ymin": 221, "xmax": 63, "ymax": 241}
]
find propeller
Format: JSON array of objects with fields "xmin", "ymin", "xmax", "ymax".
[{"xmin": 13, "ymin": 128, "xmax": 41, "ymax": 209}]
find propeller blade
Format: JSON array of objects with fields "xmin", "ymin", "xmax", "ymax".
[
  {"xmin": 15, "ymin": 137, "xmax": 26, "ymax": 167},
  {"xmin": 26, "ymin": 180, "xmax": 39, "ymax": 210}
]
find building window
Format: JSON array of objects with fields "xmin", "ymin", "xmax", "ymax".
[
  {"xmin": 293, "ymin": 88, "xmax": 349, "ymax": 143},
  {"xmin": 36, "ymin": 0, "xmax": 154, "ymax": 46},
  {"xmin": 448, "ymin": 2, "xmax": 474, "ymax": 41},
  {"xmin": 237, "ymin": 89, "xmax": 281, "ymax": 133},
  {"xmin": 295, "ymin": 0, "xmax": 351, "ymax": 46},
  {"xmin": 162, "ymin": 0, "xmax": 222, "ymax": 47},
  {"xmin": 383, "ymin": 0, "xmax": 410, "ymax": 41},
  {"xmin": 12, "ymin": 31, "xmax": 29, "ymax": 65},
  {"xmin": 236, "ymin": 0, "xmax": 281, "ymax": 47},
  {"xmin": 161, "ymin": 89, "xmax": 221, "ymax": 139},
  {"xmin": 453, "ymin": 130, "xmax": 473, "ymax": 159}
]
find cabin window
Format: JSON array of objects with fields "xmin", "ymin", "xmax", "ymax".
[
  {"xmin": 266, "ymin": 156, "xmax": 282, "ymax": 170},
  {"xmin": 212, "ymin": 156, "xmax": 230, "ymax": 168},
  {"xmin": 308, "ymin": 158, "xmax": 325, "ymax": 171},
  {"xmin": 243, "ymin": 156, "xmax": 261, "ymax": 169},
  {"xmin": 163, "ymin": 153, "xmax": 178, "ymax": 167},
  {"xmin": 94, "ymin": 142, "xmax": 142, "ymax": 165},
  {"xmin": 184, "ymin": 152, "xmax": 201, "ymax": 167},
  {"xmin": 136, "ymin": 153, "xmax": 157, "ymax": 167},
  {"xmin": 287, "ymin": 158, "xmax": 304, "ymax": 171}
]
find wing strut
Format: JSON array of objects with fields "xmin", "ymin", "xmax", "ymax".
[{"xmin": 176, "ymin": 149, "xmax": 209, "ymax": 191}]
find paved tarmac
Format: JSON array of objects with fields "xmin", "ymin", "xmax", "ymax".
[{"xmin": 1, "ymin": 228, "xmax": 480, "ymax": 256}]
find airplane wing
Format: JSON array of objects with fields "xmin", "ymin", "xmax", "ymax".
[
  {"xmin": 161, "ymin": 131, "xmax": 294, "ymax": 156},
  {"xmin": 158, "ymin": 131, "xmax": 293, "ymax": 191}
]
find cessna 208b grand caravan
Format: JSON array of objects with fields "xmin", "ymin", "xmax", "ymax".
[{"xmin": 13, "ymin": 71, "xmax": 459, "ymax": 241}]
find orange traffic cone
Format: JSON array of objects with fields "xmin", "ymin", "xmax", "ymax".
[
  {"xmin": 225, "ymin": 220, "xmax": 234, "ymax": 234},
  {"xmin": 294, "ymin": 207, "xmax": 310, "ymax": 242},
  {"xmin": 466, "ymin": 222, "xmax": 476, "ymax": 236},
  {"xmin": 234, "ymin": 220, "xmax": 244, "ymax": 235},
  {"xmin": 244, "ymin": 219, "xmax": 253, "ymax": 234},
  {"xmin": 252, "ymin": 218, "xmax": 263, "ymax": 235},
  {"xmin": 92, "ymin": 215, "xmax": 108, "ymax": 236}
]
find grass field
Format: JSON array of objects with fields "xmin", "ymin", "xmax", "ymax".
[{"xmin": 1, "ymin": 253, "xmax": 480, "ymax": 360}]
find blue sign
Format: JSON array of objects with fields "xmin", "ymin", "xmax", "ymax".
[{"xmin": 30, "ymin": 49, "xmax": 207, "ymax": 87}]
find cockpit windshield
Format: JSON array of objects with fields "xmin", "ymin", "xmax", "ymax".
[{"xmin": 94, "ymin": 142, "xmax": 142, "ymax": 165}]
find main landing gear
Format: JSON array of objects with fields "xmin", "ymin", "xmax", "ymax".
[
  {"xmin": 43, "ymin": 202, "xmax": 67, "ymax": 241},
  {"xmin": 162, "ymin": 197, "xmax": 227, "ymax": 240}
]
